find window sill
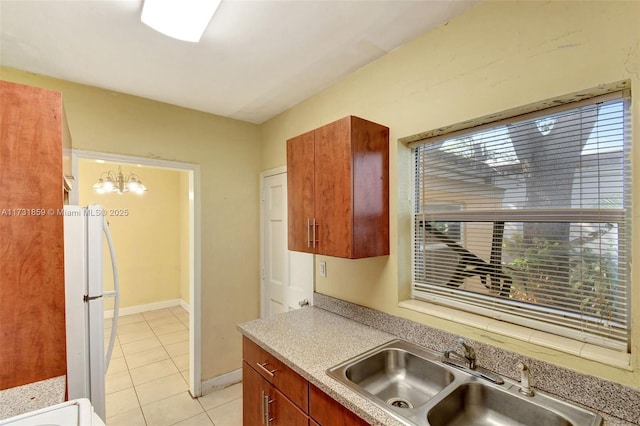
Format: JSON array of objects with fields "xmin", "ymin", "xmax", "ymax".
[{"xmin": 398, "ymin": 299, "xmax": 632, "ymax": 371}]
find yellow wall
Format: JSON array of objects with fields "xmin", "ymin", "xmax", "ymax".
[
  {"xmin": 261, "ymin": 1, "xmax": 640, "ymax": 389},
  {"xmin": 0, "ymin": 66, "xmax": 262, "ymax": 381},
  {"xmin": 78, "ymin": 159, "xmax": 188, "ymax": 308},
  {"xmin": 3, "ymin": 0, "xmax": 639, "ymax": 390}
]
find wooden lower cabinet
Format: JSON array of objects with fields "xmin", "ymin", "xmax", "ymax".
[
  {"xmin": 309, "ymin": 384, "xmax": 369, "ymax": 426},
  {"xmin": 243, "ymin": 361, "xmax": 269, "ymax": 425},
  {"xmin": 243, "ymin": 362, "xmax": 307, "ymax": 426},
  {"xmin": 243, "ymin": 337, "xmax": 370, "ymax": 425},
  {"xmin": 243, "ymin": 336, "xmax": 308, "ymax": 412}
]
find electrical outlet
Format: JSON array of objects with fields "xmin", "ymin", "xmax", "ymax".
[{"xmin": 319, "ymin": 261, "xmax": 327, "ymax": 277}]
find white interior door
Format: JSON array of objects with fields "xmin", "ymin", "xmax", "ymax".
[{"xmin": 262, "ymin": 170, "xmax": 313, "ymax": 318}]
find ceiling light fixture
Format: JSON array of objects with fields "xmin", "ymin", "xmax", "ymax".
[
  {"xmin": 141, "ymin": 0, "xmax": 222, "ymax": 42},
  {"xmin": 93, "ymin": 166, "xmax": 148, "ymax": 195}
]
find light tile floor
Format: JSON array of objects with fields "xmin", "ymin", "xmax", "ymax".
[{"xmin": 104, "ymin": 306, "xmax": 242, "ymax": 425}]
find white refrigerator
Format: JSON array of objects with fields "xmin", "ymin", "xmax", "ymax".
[{"xmin": 64, "ymin": 205, "xmax": 120, "ymax": 422}]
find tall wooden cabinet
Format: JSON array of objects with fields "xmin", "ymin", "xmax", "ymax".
[
  {"xmin": 0, "ymin": 81, "xmax": 68, "ymax": 390},
  {"xmin": 287, "ymin": 116, "xmax": 389, "ymax": 259}
]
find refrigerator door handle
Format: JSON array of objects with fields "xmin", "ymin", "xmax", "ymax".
[{"xmin": 103, "ymin": 217, "xmax": 120, "ymax": 372}]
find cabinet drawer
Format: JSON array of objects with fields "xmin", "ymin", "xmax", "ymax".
[
  {"xmin": 309, "ymin": 383, "xmax": 369, "ymax": 426},
  {"xmin": 243, "ymin": 336, "xmax": 309, "ymax": 412}
]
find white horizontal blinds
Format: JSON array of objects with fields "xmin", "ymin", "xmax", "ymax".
[{"xmin": 413, "ymin": 95, "xmax": 631, "ymax": 351}]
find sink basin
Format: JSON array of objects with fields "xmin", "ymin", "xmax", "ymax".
[
  {"xmin": 428, "ymin": 382, "xmax": 576, "ymax": 426},
  {"xmin": 327, "ymin": 340, "xmax": 603, "ymax": 426},
  {"xmin": 343, "ymin": 347, "xmax": 454, "ymax": 409},
  {"xmin": 327, "ymin": 339, "xmax": 462, "ymax": 424}
]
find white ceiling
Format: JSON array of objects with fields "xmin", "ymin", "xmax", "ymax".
[{"xmin": 0, "ymin": 0, "xmax": 478, "ymax": 123}]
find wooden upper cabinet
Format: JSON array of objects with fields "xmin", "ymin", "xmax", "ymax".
[
  {"xmin": 287, "ymin": 130, "xmax": 315, "ymax": 254},
  {"xmin": 287, "ymin": 116, "xmax": 389, "ymax": 259},
  {"xmin": 0, "ymin": 81, "xmax": 67, "ymax": 389}
]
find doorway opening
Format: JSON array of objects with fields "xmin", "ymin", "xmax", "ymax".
[{"xmin": 71, "ymin": 150, "xmax": 202, "ymax": 407}]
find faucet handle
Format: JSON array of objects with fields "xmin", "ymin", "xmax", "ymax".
[
  {"xmin": 457, "ymin": 338, "xmax": 476, "ymax": 358},
  {"xmin": 456, "ymin": 338, "xmax": 476, "ymax": 369}
]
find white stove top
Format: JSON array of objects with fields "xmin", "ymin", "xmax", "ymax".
[{"xmin": 0, "ymin": 399, "xmax": 104, "ymax": 426}]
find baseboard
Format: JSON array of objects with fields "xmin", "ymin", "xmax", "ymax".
[
  {"xmin": 201, "ymin": 368, "xmax": 242, "ymax": 395},
  {"xmin": 179, "ymin": 299, "xmax": 190, "ymax": 313},
  {"xmin": 104, "ymin": 298, "xmax": 190, "ymax": 319}
]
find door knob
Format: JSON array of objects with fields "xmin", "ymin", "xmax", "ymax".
[{"xmin": 298, "ymin": 299, "xmax": 309, "ymax": 307}]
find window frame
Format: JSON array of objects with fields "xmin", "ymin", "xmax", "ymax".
[{"xmin": 409, "ymin": 89, "xmax": 632, "ymax": 353}]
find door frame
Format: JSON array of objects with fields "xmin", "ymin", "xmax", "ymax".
[{"xmin": 70, "ymin": 149, "xmax": 203, "ymax": 397}]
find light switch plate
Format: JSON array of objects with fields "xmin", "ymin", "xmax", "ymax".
[{"xmin": 319, "ymin": 261, "xmax": 327, "ymax": 277}]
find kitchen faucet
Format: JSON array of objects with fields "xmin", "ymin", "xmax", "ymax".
[
  {"xmin": 443, "ymin": 338, "xmax": 476, "ymax": 369},
  {"xmin": 442, "ymin": 338, "xmax": 504, "ymax": 384}
]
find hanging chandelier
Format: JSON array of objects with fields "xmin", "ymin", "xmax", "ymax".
[{"xmin": 93, "ymin": 165, "xmax": 148, "ymax": 195}]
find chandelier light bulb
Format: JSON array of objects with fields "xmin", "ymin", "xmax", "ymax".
[
  {"xmin": 102, "ymin": 178, "xmax": 114, "ymax": 192},
  {"xmin": 93, "ymin": 165, "xmax": 148, "ymax": 195}
]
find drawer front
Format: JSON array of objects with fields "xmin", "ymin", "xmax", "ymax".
[
  {"xmin": 309, "ymin": 384, "xmax": 369, "ymax": 426},
  {"xmin": 243, "ymin": 336, "xmax": 309, "ymax": 412}
]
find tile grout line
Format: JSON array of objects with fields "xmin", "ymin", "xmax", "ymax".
[
  {"xmin": 147, "ymin": 309, "xmax": 189, "ymax": 387},
  {"xmin": 107, "ymin": 307, "xmax": 192, "ymax": 425},
  {"xmin": 144, "ymin": 308, "xmax": 195, "ymax": 425},
  {"xmin": 137, "ymin": 308, "xmax": 188, "ymax": 423},
  {"xmin": 130, "ymin": 313, "xmax": 152, "ymax": 424}
]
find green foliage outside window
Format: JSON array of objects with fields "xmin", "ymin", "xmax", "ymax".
[{"xmin": 504, "ymin": 233, "xmax": 617, "ymax": 324}]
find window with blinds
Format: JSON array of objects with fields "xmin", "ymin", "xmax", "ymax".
[{"xmin": 412, "ymin": 92, "xmax": 631, "ymax": 352}]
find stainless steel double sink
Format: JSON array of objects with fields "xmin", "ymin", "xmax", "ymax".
[{"xmin": 327, "ymin": 340, "xmax": 603, "ymax": 426}]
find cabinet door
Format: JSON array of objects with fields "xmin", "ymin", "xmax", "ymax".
[
  {"xmin": 314, "ymin": 117, "xmax": 353, "ymax": 258},
  {"xmin": 0, "ymin": 81, "xmax": 66, "ymax": 390},
  {"xmin": 243, "ymin": 361, "xmax": 271, "ymax": 425},
  {"xmin": 270, "ymin": 387, "xmax": 309, "ymax": 426},
  {"xmin": 287, "ymin": 130, "xmax": 315, "ymax": 253},
  {"xmin": 309, "ymin": 384, "xmax": 369, "ymax": 426},
  {"xmin": 243, "ymin": 362, "xmax": 309, "ymax": 426}
]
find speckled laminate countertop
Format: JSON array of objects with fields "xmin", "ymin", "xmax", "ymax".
[
  {"xmin": 238, "ymin": 307, "xmax": 406, "ymax": 426},
  {"xmin": 0, "ymin": 375, "xmax": 66, "ymax": 420},
  {"xmin": 238, "ymin": 305, "xmax": 636, "ymax": 426}
]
